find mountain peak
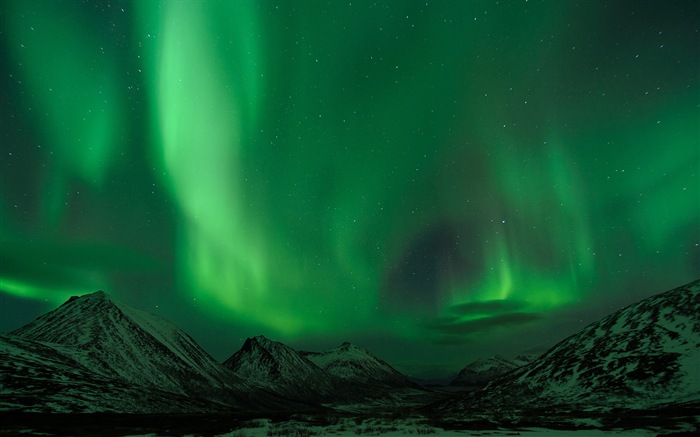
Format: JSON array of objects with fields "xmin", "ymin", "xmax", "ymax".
[
  {"xmin": 223, "ymin": 335, "xmax": 338, "ymax": 402},
  {"xmin": 85, "ymin": 290, "xmax": 110, "ymax": 299},
  {"xmin": 12, "ymin": 289, "xmax": 242, "ymax": 403},
  {"xmin": 58, "ymin": 290, "xmax": 115, "ymax": 312},
  {"xmin": 304, "ymin": 341, "xmax": 421, "ymax": 389},
  {"xmin": 245, "ymin": 335, "xmax": 275, "ymax": 350}
]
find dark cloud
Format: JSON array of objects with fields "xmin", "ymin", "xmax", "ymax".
[
  {"xmin": 382, "ymin": 223, "xmax": 474, "ymax": 316},
  {"xmin": 425, "ymin": 312, "xmax": 543, "ymax": 344}
]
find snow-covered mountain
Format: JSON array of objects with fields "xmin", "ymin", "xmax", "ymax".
[
  {"xmin": 11, "ymin": 291, "xmax": 239, "ymax": 400},
  {"xmin": 436, "ymin": 279, "xmax": 700, "ymax": 412},
  {"xmin": 302, "ymin": 342, "xmax": 422, "ymax": 390},
  {"xmin": 223, "ymin": 335, "xmax": 338, "ymax": 402},
  {"xmin": 3, "ymin": 291, "xmax": 428, "ymax": 413},
  {"xmin": 0, "ymin": 334, "xmax": 218, "ymax": 413},
  {"xmin": 512, "ymin": 354, "xmax": 538, "ymax": 367},
  {"xmin": 450, "ymin": 355, "xmax": 535, "ymax": 386},
  {"xmin": 7, "ymin": 291, "xmax": 309, "ymax": 411}
]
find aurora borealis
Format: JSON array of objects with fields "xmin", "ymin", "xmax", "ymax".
[{"xmin": 1, "ymin": 0, "xmax": 698, "ymax": 377}]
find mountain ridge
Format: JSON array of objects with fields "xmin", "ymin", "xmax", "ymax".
[
  {"xmin": 0, "ymin": 333, "xmax": 224, "ymax": 413},
  {"xmin": 7, "ymin": 291, "xmax": 308, "ymax": 411},
  {"xmin": 11, "ymin": 290, "xmax": 238, "ymax": 398},
  {"xmin": 3, "ymin": 279, "xmax": 698, "ymax": 415},
  {"xmin": 222, "ymin": 335, "xmax": 339, "ymax": 402},
  {"xmin": 302, "ymin": 341, "xmax": 424, "ymax": 390},
  {"xmin": 2, "ymin": 291, "xmax": 425, "ymax": 413},
  {"xmin": 434, "ymin": 278, "xmax": 700, "ymax": 412},
  {"xmin": 450, "ymin": 354, "xmax": 538, "ymax": 386}
]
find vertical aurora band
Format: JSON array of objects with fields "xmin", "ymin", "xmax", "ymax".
[{"xmin": 1, "ymin": 0, "xmax": 698, "ymax": 354}]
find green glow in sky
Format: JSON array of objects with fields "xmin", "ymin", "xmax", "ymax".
[{"xmin": 1, "ymin": 0, "xmax": 698, "ymax": 375}]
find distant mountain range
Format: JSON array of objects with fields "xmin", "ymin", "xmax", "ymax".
[
  {"xmin": 433, "ymin": 279, "xmax": 700, "ymax": 413},
  {"xmin": 2, "ymin": 279, "xmax": 698, "ymax": 415},
  {"xmin": 449, "ymin": 354, "xmax": 537, "ymax": 387},
  {"xmin": 222, "ymin": 335, "xmax": 424, "ymax": 405},
  {"xmin": 302, "ymin": 341, "xmax": 423, "ymax": 389},
  {"xmin": 223, "ymin": 335, "xmax": 339, "ymax": 402},
  {"xmin": 1, "ymin": 291, "xmax": 423, "ymax": 413},
  {"xmin": 2, "ymin": 291, "xmax": 304, "ymax": 412}
]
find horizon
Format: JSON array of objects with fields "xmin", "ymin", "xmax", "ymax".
[
  {"xmin": 1, "ymin": 0, "xmax": 699, "ymax": 379},
  {"xmin": 3, "ymin": 279, "xmax": 696, "ymax": 381},
  {"xmin": 3, "ymin": 287, "xmax": 546, "ymax": 380}
]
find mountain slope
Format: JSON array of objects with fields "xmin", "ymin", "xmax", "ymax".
[
  {"xmin": 12, "ymin": 291, "xmax": 238, "ymax": 400},
  {"xmin": 450, "ymin": 355, "xmax": 533, "ymax": 387},
  {"xmin": 303, "ymin": 342, "xmax": 422, "ymax": 389},
  {"xmin": 8, "ymin": 291, "xmax": 312, "ymax": 412},
  {"xmin": 223, "ymin": 335, "xmax": 338, "ymax": 402},
  {"xmin": 0, "ymin": 334, "xmax": 221, "ymax": 413},
  {"xmin": 436, "ymin": 279, "xmax": 700, "ymax": 412}
]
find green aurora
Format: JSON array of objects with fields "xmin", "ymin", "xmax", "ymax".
[{"xmin": 1, "ymin": 0, "xmax": 698, "ymax": 376}]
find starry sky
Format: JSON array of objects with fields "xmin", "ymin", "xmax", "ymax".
[{"xmin": 1, "ymin": 0, "xmax": 698, "ymax": 378}]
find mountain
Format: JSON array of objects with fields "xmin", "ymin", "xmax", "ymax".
[
  {"xmin": 450, "ymin": 355, "xmax": 535, "ymax": 387},
  {"xmin": 224, "ymin": 337, "xmax": 434, "ymax": 409},
  {"xmin": 7, "ymin": 291, "xmax": 304, "ymax": 411},
  {"xmin": 11, "ymin": 291, "xmax": 239, "ymax": 400},
  {"xmin": 0, "ymin": 334, "xmax": 218, "ymax": 413},
  {"xmin": 223, "ymin": 335, "xmax": 338, "ymax": 402},
  {"xmin": 512, "ymin": 354, "xmax": 538, "ymax": 367},
  {"xmin": 302, "ymin": 342, "xmax": 422, "ymax": 390},
  {"xmin": 435, "ymin": 279, "xmax": 700, "ymax": 412}
]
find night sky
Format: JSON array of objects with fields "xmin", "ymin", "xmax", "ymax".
[{"xmin": 1, "ymin": 0, "xmax": 698, "ymax": 378}]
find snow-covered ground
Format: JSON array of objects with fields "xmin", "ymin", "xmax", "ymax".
[
  {"xmin": 7, "ymin": 411, "xmax": 696, "ymax": 436},
  {"xmin": 215, "ymin": 429, "xmax": 653, "ymax": 437},
  {"xmin": 123, "ymin": 427, "xmax": 659, "ymax": 437},
  {"xmin": 89, "ymin": 415, "xmax": 692, "ymax": 437},
  {"xmin": 211, "ymin": 423, "xmax": 658, "ymax": 437}
]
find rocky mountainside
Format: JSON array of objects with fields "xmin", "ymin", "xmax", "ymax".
[
  {"xmin": 512, "ymin": 355, "xmax": 538, "ymax": 367},
  {"xmin": 0, "ymin": 334, "xmax": 219, "ymax": 413},
  {"xmin": 7, "ymin": 291, "xmax": 304, "ymax": 411},
  {"xmin": 4, "ymin": 291, "xmax": 424, "ymax": 413},
  {"xmin": 223, "ymin": 335, "xmax": 338, "ymax": 402},
  {"xmin": 450, "ymin": 355, "xmax": 535, "ymax": 386},
  {"xmin": 303, "ymin": 342, "xmax": 422, "ymax": 390},
  {"xmin": 12, "ymin": 291, "xmax": 239, "ymax": 400},
  {"xmin": 436, "ymin": 279, "xmax": 700, "ymax": 412}
]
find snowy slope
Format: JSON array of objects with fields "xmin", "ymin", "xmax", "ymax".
[
  {"xmin": 303, "ymin": 342, "xmax": 422, "ymax": 389},
  {"xmin": 223, "ymin": 335, "xmax": 338, "ymax": 402},
  {"xmin": 0, "ymin": 334, "xmax": 221, "ymax": 413},
  {"xmin": 513, "ymin": 354, "xmax": 539, "ymax": 367},
  {"xmin": 436, "ymin": 279, "xmax": 700, "ymax": 412},
  {"xmin": 450, "ymin": 355, "xmax": 531, "ymax": 386},
  {"xmin": 11, "ymin": 291, "xmax": 238, "ymax": 399},
  {"xmin": 7, "ymin": 291, "xmax": 311, "ymax": 412}
]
